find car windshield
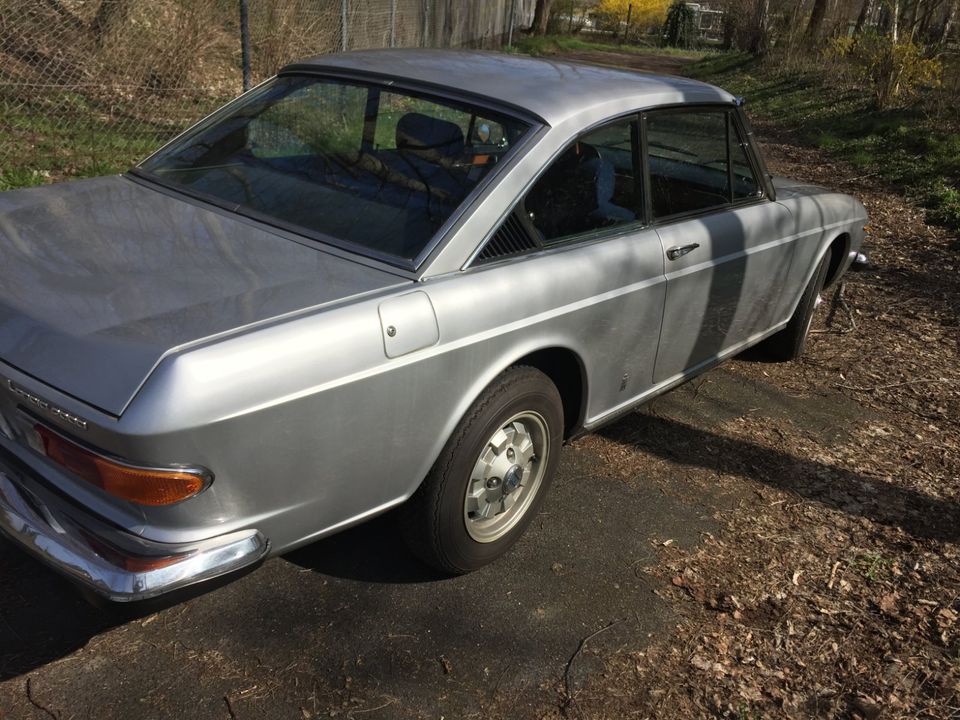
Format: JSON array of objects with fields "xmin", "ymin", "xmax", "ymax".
[{"xmin": 139, "ymin": 75, "xmax": 532, "ymax": 265}]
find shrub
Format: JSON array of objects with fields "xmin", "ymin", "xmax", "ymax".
[{"xmin": 828, "ymin": 33, "xmax": 943, "ymax": 110}]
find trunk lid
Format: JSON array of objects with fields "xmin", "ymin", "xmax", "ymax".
[{"xmin": 0, "ymin": 176, "xmax": 407, "ymax": 416}]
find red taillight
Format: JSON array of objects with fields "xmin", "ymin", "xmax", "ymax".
[
  {"xmin": 80, "ymin": 531, "xmax": 194, "ymax": 572},
  {"xmin": 34, "ymin": 424, "xmax": 208, "ymax": 506}
]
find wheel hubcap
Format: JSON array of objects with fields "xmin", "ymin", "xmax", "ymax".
[
  {"xmin": 502, "ymin": 464, "xmax": 523, "ymax": 494},
  {"xmin": 463, "ymin": 411, "xmax": 548, "ymax": 543}
]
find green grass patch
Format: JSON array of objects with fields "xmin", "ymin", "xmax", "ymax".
[
  {"xmin": 855, "ymin": 553, "xmax": 893, "ymax": 582},
  {"xmin": 0, "ymin": 167, "xmax": 49, "ymax": 192},
  {"xmin": 687, "ymin": 53, "xmax": 960, "ymax": 232},
  {"xmin": 0, "ymin": 92, "xmax": 224, "ymax": 190}
]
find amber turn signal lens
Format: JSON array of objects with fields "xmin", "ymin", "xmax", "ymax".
[{"xmin": 34, "ymin": 424, "xmax": 207, "ymax": 506}]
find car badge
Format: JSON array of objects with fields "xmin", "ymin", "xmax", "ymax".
[{"xmin": 6, "ymin": 380, "xmax": 88, "ymax": 430}]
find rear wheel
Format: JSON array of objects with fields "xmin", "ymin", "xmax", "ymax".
[
  {"xmin": 400, "ymin": 366, "xmax": 563, "ymax": 574},
  {"xmin": 758, "ymin": 247, "xmax": 832, "ymax": 362}
]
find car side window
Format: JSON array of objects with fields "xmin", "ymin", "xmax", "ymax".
[
  {"xmin": 646, "ymin": 109, "xmax": 761, "ymax": 219},
  {"xmin": 524, "ymin": 117, "xmax": 640, "ymax": 244}
]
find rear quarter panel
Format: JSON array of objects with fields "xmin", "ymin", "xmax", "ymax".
[{"xmin": 119, "ymin": 226, "xmax": 665, "ymax": 552}]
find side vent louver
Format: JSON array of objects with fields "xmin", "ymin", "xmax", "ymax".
[{"xmin": 476, "ymin": 212, "xmax": 538, "ymax": 263}]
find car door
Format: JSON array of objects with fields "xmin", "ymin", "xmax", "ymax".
[
  {"xmin": 645, "ymin": 107, "xmax": 796, "ymax": 384},
  {"xmin": 468, "ymin": 114, "xmax": 667, "ymax": 419}
]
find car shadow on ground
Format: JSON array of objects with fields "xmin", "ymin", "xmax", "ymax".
[
  {"xmin": 0, "ymin": 543, "xmax": 121, "ymax": 681},
  {"xmin": 0, "ymin": 539, "xmax": 265, "ymax": 682},
  {"xmin": 283, "ymin": 512, "xmax": 443, "ymax": 583},
  {"xmin": 598, "ymin": 409, "xmax": 960, "ymax": 545}
]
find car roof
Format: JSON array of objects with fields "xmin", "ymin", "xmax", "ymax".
[{"xmin": 279, "ymin": 49, "xmax": 736, "ymax": 127}]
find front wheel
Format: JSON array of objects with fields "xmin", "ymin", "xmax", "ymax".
[{"xmin": 400, "ymin": 366, "xmax": 563, "ymax": 574}]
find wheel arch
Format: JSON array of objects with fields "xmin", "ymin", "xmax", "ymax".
[
  {"xmin": 823, "ymin": 232, "xmax": 850, "ymax": 288},
  {"xmin": 512, "ymin": 346, "xmax": 588, "ymax": 439},
  {"xmin": 402, "ymin": 342, "xmax": 591, "ymax": 505}
]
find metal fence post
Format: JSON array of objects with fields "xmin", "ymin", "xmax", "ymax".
[
  {"xmin": 507, "ymin": 0, "xmax": 516, "ymax": 46},
  {"xmin": 422, "ymin": 0, "xmax": 429, "ymax": 47},
  {"xmin": 341, "ymin": 0, "xmax": 348, "ymax": 51},
  {"xmin": 239, "ymin": 0, "xmax": 251, "ymax": 91},
  {"xmin": 390, "ymin": 0, "xmax": 397, "ymax": 47}
]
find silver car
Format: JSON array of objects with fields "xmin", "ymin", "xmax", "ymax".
[{"xmin": 0, "ymin": 49, "xmax": 867, "ymax": 603}]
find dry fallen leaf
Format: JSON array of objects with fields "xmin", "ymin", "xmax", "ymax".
[
  {"xmin": 878, "ymin": 593, "xmax": 899, "ymax": 615},
  {"xmin": 690, "ymin": 654, "xmax": 713, "ymax": 672}
]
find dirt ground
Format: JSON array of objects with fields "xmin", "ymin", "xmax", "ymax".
[
  {"xmin": 1, "ymin": 52, "xmax": 958, "ymax": 720},
  {"xmin": 549, "ymin": 130, "xmax": 960, "ymax": 718}
]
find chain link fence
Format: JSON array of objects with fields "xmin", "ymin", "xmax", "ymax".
[{"xmin": 0, "ymin": 0, "xmax": 536, "ymax": 189}]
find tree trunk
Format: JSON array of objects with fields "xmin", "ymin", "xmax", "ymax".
[
  {"xmin": 749, "ymin": 0, "xmax": 770, "ymax": 53},
  {"xmin": 854, "ymin": 0, "xmax": 874, "ymax": 33},
  {"xmin": 915, "ymin": 0, "xmax": 937, "ymax": 39},
  {"xmin": 906, "ymin": 0, "xmax": 922, "ymax": 40},
  {"xmin": 532, "ymin": 0, "xmax": 556, "ymax": 35},
  {"xmin": 721, "ymin": 8, "xmax": 735, "ymax": 49},
  {"xmin": 804, "ymin": 0, "xmax": 830, "ymax": 44},
  {"xmin": 939, "ymin": 0, "xmax": 958, "ymax": 42}
]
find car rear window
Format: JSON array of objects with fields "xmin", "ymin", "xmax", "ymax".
[{"xmin": 138, "ymin": 76, "xmax": 531, "ymax": 265}]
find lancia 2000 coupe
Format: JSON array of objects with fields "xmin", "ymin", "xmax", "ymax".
[{"xmin": 0, "ymin": 50, "xmax": 867, "ymax": 602}]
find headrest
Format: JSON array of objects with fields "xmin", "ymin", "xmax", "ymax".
[{"xmin": 396, "ymin": 113, "xmax": 464, "ymax": 158}]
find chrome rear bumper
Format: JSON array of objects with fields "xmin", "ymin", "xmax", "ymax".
[{"xmin": 0, "ymin": 468, "xmax": 268, "ymax": 602}]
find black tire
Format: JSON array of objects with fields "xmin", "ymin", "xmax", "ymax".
[
  {"xmin": 759, "ymin": 247, "xmax": 832, "ymax": 362},
  {"xmin": 400, "ymin": 366, "xmax": 563, "ymax": 574}
]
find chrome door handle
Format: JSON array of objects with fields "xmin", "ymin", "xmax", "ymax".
[{"xmin": 666, "ymin": 243, "xmax": 700, "ymax": 261}]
